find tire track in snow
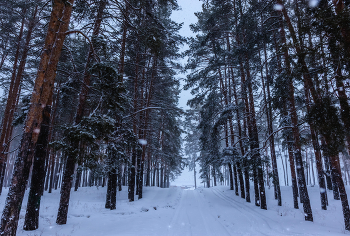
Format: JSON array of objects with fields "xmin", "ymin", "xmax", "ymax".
[
  {"xmin": 195, "ymin": 191, "xmax": 231, "ymax": 235},
  {"xmin": 168, "ymin": 190, "xmax": 193, "ymax": 236},
  {"xmin": 209, "ymin": 188, "xmax": 272, "ymax": 236},
  {"xmin": 210, "ymin": 187, "xmax": 301, "ymax": 236}
]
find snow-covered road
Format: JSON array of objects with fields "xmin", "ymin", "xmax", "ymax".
[
  {"xmin": 167, "ymin": 187, "xmax": 328, "ymax": 236},
  {"xmin": 168, "ymin": 189, "xmax": 233, "ymax": 236},
  {"xmin": 1, "ymin": 185, "xmax": 348, "ymax": 235}
]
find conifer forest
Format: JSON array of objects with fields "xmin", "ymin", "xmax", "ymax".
[{"xmin": 0, "ymin": 0, "xmax": 350, "ymax": 235}]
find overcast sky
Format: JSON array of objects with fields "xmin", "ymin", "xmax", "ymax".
[
  {"xmin": 171, "ymin": 0, "xmax": 203, "ymax": 40},
  {"xmin": 171, "ymin": 0, "xmax": 203, "ymax": 186},
  {"xmin": 171, "ymin": 0, "xmax": 202, "ymax": 111}
]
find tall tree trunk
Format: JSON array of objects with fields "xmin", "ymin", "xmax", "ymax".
[
  {"xmin": 146, "ymin": 154, "xmax": 151, "ymax": 187},
  {"xmin": 105, "ymin": 173, "xmax": 111, "ymax": 208},
  {"xmin": 152, "ymin": 164, "xmax": 156, "ymax": 186},
  {"xmin": 235, "ymin": 0, "xmax": 251, "ymax": 204},
  {"xmin": 228, "ymin": 164, "xmax": 234, "ymax": 190},
  {"xmin": 288, "ymin": 143, "xmax": 299, "ymax": 209},
  {"xmin": 0, "ymin": 1, "xmax": 74, "ymax": 234},
  {"xmin": 138, "ymin": 150, "xmax": 145, "ymax": 198},
  {"xmin": 48, "ymin": 151, "xmax": 57, "ymax": 193},
  {"xmin": 74, "ymin": 167, "xmax": 82, "ymax": 192},
  {"xmin": 232, "ymin": 64, "xmax": 249, "ymax": 201},
  {"xmin": 129, "ymin": 38, "xmax": 140, "ymax": 200},
  {"xmin": 116, "ymin": 0, "xmax": 129, "ymax": 194},
  {"xmin": 128, "ymin": 150, "xmax": 137, "ymax": 201},
  {"xmin": 246, "ymin": 58, "xmax": 267, "ymax": 210},
  {"xmin": 56, "ymin": 0, "xmax": 106, "ymax": 225},
  {"xmin": 25, "ymin": 72, "xmax": 59, "ymax": 230},
  {"xmin": 23, "ymin": 103, "xmax": 51, "ymax": 231},
  {"xmin": 324, "ymin": 153, "xmax": 333, "ymax": 191},
  {"xmin": 225, "ymin": 35, "xmax": 244, "ymax": 196},
  {"xmin": 118, "ymin": 162, "xmax": 123, "ymax": 191},
  {"xmin": 44, "ymin": 158, "xmax": 51, "ymax": 192},
  {"xmin": 331, "ymin": 152, "xmax": 350, "ymax": 230},
  {"xmin": 305, "ymin": 85, "xmax": 328, "ymax": 209},
  {"xmin": 139, "ymin": 57, "xmax": 155, "ymax": 197},
  {"xmin": 54, "ymin": 155, "xmax": 61, "ymax": 190},
  {"xmin": 136, "ymin": 64, "xmax": 146, "ymax": 196},
  {"xmin": 160, "ymin": 166, "xmax": 164, "ymax": 188},
  {"xmin": 110, "ymin": 167, "xmax": 117, "ymax": 210},
  {"xmin": 118, "ymin": 0, "xmax": 129, "ymax": 81},
  {"xmin": 278, "ymin": 8, "xmax": 312, "ymax": 220},
  {"xmin": 262, "ymin": 43, "xmax": 281, "ymax": 206},
  {"xmin": 288, "ymin": 71, "xmax": 313, "ymax": 221},
  {"xmin": 45, "ymin": 84, "xmax": 59, "ymax": 194}
]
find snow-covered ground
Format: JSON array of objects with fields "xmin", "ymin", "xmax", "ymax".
[{"xmin": 1, "ymin": 185, "xmax": 349, "ymax": 236}]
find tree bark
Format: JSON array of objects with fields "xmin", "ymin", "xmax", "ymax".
[
  {"xmin": 288, "ymin": 144, "xmax": 299, "ymax": 209},
  {"xmin": 105, "ymin": 174, "xmax": 111, "ymax": 208},
  {"xmin": 128, "ymin": 150, "xmax": 137, "ymax": 201},
  {"xmin": 228, "ymin": 164, "xmax": 234, "ymax": 190},
  {"xmin": 110, "ymin": 168, "xmax": 117, "ymax": 210},
  {"xmin": 331, "ymin": 153, "xmax": 350, "ymax": 230},
  {"xmin": 23, "ymin": 104, "xmax": 51, "ymax": 231},
  {"xmin": 74, "ymin": 167, "xmax": 82, "ymax": 192},
  {"xmin": 118, "ymin": 162, "xmax": 123, "ymax": 191},
  {"xmin": 129, "ymin": 41, "xmax": 140, "ymax": 200}
]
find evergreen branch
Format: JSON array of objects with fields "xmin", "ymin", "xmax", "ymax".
[{"xmin": 65, "ymin": 30, "xmax": 100, "ymax": 62}]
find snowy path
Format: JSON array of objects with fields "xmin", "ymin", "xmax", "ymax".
[
  {"xmin": 168, "ymin": 189, "xmax": 232, "ymax": 236},
  {"xmin": 0, "ymin": 185, "xmax": 348, "ymax": 235},
  {"xmin": 167, "ymin": 187, "xmax": 298, "ymax": 236}
]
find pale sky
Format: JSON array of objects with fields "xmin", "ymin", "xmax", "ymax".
[
  {"xmin": 171, "ymin": 0, "xmax": 203, "ymax": 186},
  {"xmin": 172, "ymin": 0, "xmax": 203, "ymax": 43},
  {"xmin": 172, "ymin": 0, "xmax": 202, "ymax": 111}
]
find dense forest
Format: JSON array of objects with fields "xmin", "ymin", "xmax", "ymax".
[{"xmin": 0, "ymin": 0, "xmax": 350, "ymax": 235}]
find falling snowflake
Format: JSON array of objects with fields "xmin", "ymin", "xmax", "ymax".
[
  {"xmin": 274, "ymin": 4, "xmax": 283, "ymax": 11},
  {"xmin": 308, "ymin": 0, "xmax": 320, "ymax": 8},
  {"xmin": 34, "ymin": 128, "xmax": 40, "ymax": 134},
  {"xmin": 139, "ymin": 139, "xmax": 147, "ymax": 145}
]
